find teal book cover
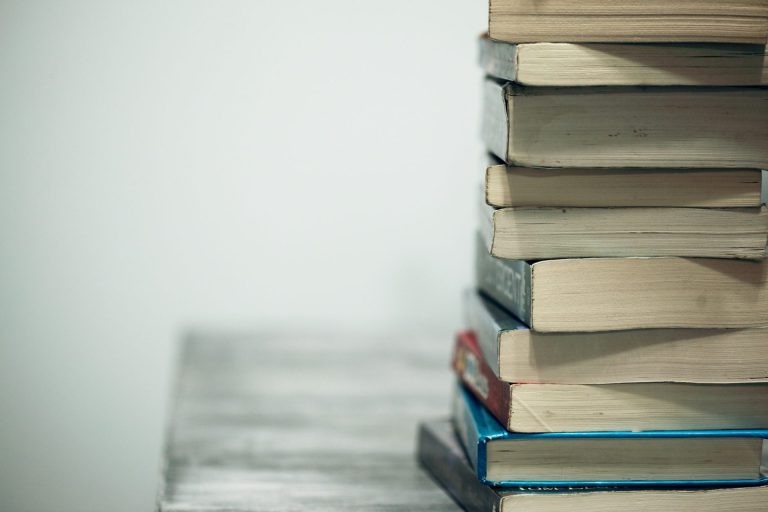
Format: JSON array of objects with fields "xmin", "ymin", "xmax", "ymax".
[{"xmin": 453, "ymin": 383, "xmax": 768, "ymax": 488}]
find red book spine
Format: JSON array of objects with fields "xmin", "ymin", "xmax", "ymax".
[{"xmin": 452, "ymin": 330, "xmax": 511, "ymax": 430}]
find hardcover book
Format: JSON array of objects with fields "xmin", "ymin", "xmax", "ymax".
[
  {"xmin": 474, "ymin": 234, "xmax": 768, "ymax": 332},
  {"xmin": 418, "ymin": 419, "xmax": 768, "ymax": 512},
  {"xmin": 452, "ymin": 330, "xmax": 768, "ymax": 433},
  {"xmin": 452, "ymin": 383, "xmax": 768, "ymax": 487},
  {"xmin": 465, "ymin": 290, "xmax": 768, "ymax": 384},
  {"xmin": 482, "ymin": 79, "xmax": 768, "ymax": 169},
  {"xmin": 488, "ymin": 0, "xmax": 768, "ymax": 44},
  {"xmin": 479, "ymin": 36, "xmax": 768, "ymax": 86}
]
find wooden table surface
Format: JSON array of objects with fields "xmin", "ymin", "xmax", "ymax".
[{"xmin": 157, "ymin": 331, "xmax": 460, "ymax": 511}]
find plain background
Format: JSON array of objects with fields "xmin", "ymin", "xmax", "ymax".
[{"xmin": 0, "ymin": 1, "xmax": 485, "ymax": 511}]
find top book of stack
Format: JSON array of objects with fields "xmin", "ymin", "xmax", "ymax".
[{"xmin": 489, "ymin": 0, "xmax": 768, "ymax": 44}]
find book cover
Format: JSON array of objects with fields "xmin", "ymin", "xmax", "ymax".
[
  {"xmin": 417, "ymin": 419, "xmax": 507, "ymax": 512},
  {"xmin": 474, "ymin": 232, "xmax": 532, "ymax": 326},
  {"xmin": 462, "ymin": 289, "xmax": 527, "ymax": 378},
  {"xmin": 452, "ymin": 330, "xmax": 511, "ymax": 428}
]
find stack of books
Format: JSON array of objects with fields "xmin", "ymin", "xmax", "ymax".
[{"xmin": 417, "ymin": 1, "xmax": 768, "ymax": 510}]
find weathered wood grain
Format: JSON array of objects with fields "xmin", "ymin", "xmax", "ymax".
[{"xmin": 157, "ymin": 331, "xmax": 459, "ymax": 511}]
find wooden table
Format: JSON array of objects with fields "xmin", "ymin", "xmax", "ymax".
[{"xmin": 157, "ymin": 332, "xmax": 460, "ymax": 511}]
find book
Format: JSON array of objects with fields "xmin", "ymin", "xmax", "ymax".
[
  {"xmin": 452, "ymin": 330, "xmax": 768, "ymax": 433},
  {"xmin": 488, "ymin": 0, "xmax": 768, "ymax": 44},
  {"xmin": 474, "ymin": 234, "xmax": 768, "ymax": 332},
  {"xmin": 417, "ymin": 418, "xmax": 768, "ymax": 512},
  {"xmin": 480, "ymin": 201, "xmax": 768, "ymax": 260},
  {"xmin": 452, "ymin": 383, "xmax": 768, "ymax": 487},
  {"xmin": 465, "ymin": 290, "xmax": 768, "ymax": 384},
  {"xmin": 485, "ymin": 158, "xmax": 764, "ymax": 208},
  {"xmin": 482, "ymin": 79, "xmax": 768, "ymax": 169},
  {"xmin": 479, "ymin": 36, "xmax": 768, "ymax": 87}
]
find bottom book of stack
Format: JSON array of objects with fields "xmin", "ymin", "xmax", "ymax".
[{"xmin": 417, "ymin": 418, "xmax": 768, "ymax": 512}]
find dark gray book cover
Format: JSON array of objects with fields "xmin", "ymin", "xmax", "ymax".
[
  {"xmin": 417, "ymin": 419, "xmax": 507, "ymax": 512},
  {"xmin": 474, "ymin": 232, "xmax": 532, "ymax": 327}
]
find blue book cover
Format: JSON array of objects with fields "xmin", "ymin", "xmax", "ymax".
[{"xmin": 452, "ymin": 383, "xmax": 768, "ymax": 488}]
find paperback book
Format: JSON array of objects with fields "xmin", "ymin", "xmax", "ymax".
[
  {"xmin": 484, "ymin": 156, "xmax": 764, "ymax": 208},
  {"xmin": 487, "ymin": 0, "xmax": 768, "ymax": 44},
  {"xmin": 464, "ymin": 290, "xmax": 768, "ymax": 384},
  {"xmin": 479, "ymin": 36, "xmax": 768, "ymax": 87},
  {"xmin": 482, "ymin": 79, "xmax": 768, "ymax": 169},
  {"xmin": 474, "ymin": 234, "xmax": 768, "ymax": 332},
  {"xmin": 452, "ymin": 383, "xmax": 768, "ymax": 487}
]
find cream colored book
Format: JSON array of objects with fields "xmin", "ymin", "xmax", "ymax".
[
  {"xmin": 488, "ymin": 0, "xmax": 768, "ymax": 44},
  {"xmin": 476, "ymin": 378, "xmax": 768, "ymax": 433},
  {"xmin": 485, "ymin": 159, "xmax": 764, "ymax": 208},
  {"xmin": 481, "ymin": 201, "xmax": 768, "ymax": 260},
  {"xmin": 474, "ymin": 235, "xmax": 768, "ymax": 332},
  {"xmin": 479, "ymin": 36, "xmax": 768, "ymax": 86},
  {"xmin": 502, "ymin": 382, "xmax": 768, "ymax": 432},
  {"xmin": 465, "ymin": 290, "xmax": 768, "ymax": 384},
  {"xmin": 482, "ymin": 79, "xmax": 768, "ymax": 169}
]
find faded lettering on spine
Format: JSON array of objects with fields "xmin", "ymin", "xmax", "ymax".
[{"xmin": 474, "ymin": 232, "xmax": 532, "ymax": 326}]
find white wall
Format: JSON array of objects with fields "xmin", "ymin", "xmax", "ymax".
[{"xmin": 0, "ymin": 1, "xmax": 485, "ymax": 511}]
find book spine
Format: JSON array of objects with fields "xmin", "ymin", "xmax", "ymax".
[
  {"xmin": 451, "ymin": 383, "xmax": 486, "ymax": 481},
  {"xmin": 474, "ymin": 232, "xmax": 533, "ymax": 326},
  {"xmin": 452, "ymin": 331, "xmax": 512, "ymax": 430},
  {"xmin": 416, "ymin": 422, "xmax": 502, "ymax": 512},
  {"xmin": 463, "ymin": 291, "xmax": 501, "ymax": 374},
  {"xmin": 478, "ymin": 191, "xmax": 496, "ymax": 255},
  {"xmin": 481, "ymin": 79, "xmax": 510, "ymax": 163},
  {"xmin": 478, "ymin": 36, "xmax": 517, "ymax": 83}
]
